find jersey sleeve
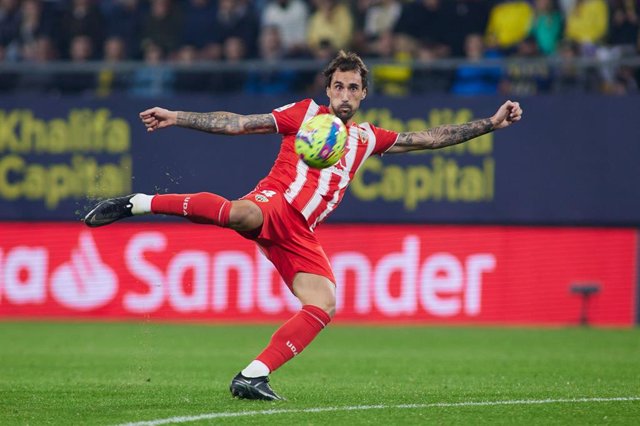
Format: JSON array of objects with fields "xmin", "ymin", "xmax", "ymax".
[
  {"xmin": 370, "ymin": 123, "xmax": 399, "ymax": 155},
  {"xmin": 271, "ymin": 98, "xmax": 314, "ymax": 135}
]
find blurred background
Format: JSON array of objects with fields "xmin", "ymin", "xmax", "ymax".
[{"xmin": 0, "ymin": 0, "xmax": 638, "ymax": 327}]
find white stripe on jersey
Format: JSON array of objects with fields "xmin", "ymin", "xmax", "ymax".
[
  {"xmin": 360, "ymin": 123, "xmax": 380, "ymax": 159},
  {"xmin": 312, "ymin": 124, "xmax": 377, "ymax": 228},
  {"xmin": 284, "ymin": 101, "xmax": 320, "ymax": 204},
  {"xmin": 301, "ymin": 167, "xmax": 333, "ymax": 220},
  {"xmin": 285, "ymin": 160, "xmax": 309, "ymax": 204},
  {"xmin": 301, "ymin": 100, "xmax": 321, "ymax": 124}
]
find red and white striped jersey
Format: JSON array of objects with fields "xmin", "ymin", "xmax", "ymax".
[{"xmin": 256, "ymin": 98, "xmax": 398, "ymax": 230}]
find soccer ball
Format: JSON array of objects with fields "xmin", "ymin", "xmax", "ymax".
[{"xmin": 295, "ymin": 114, "xmax": 347, "ymax": 169}]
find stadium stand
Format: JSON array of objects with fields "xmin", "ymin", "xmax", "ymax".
[{"xmin": 0, "ymin": 0, "xmax": 638, "ymax": 95}]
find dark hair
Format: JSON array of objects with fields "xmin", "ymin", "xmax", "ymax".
[{"xmin": 323, "ymin": 50, "xmax": 369, "ymax": 90}]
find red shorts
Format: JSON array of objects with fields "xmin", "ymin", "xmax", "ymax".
[{"xmin": 238, "ymin": 188, "xmax": 336, "ymax": 289}]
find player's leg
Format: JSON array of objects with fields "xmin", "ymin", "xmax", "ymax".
[
  {"xmin": 254, "ymin": 273, "xmax": 335, "ymax": 370},
  {"xmin": 83, "ymin": 193, "xmax": 262, "ymax": 231},
  {"xmin": 229, "ymin": 191, "xmax": 335, "ymax": 400},
  {"xmin": 231, "ymin": 273, "xmax": 335, "ymax": 401}
]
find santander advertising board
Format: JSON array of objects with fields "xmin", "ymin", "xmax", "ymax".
[{"xmin": 0, "ymin": 223, "xmax": 635, "ymax": 326}]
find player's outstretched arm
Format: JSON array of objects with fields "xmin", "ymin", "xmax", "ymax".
[
  {"xmin": 139, "ymin": 107, "xmax": 277, "ymax": 135},
  {"xmin": 387, "ymin": 100, "xmax": 523, "ymax": 153}
]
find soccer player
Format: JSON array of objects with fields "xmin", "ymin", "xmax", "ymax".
[{"xmin": 84, "ymin": 51, "xmax": 523, "ymax": 401}]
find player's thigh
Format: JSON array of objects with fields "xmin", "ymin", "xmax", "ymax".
[
  {"xmin": 228, "ymin": 199, "xmax": 263, "ymax": 231},
  {"xmin": 292, "ymin": 272, "xmax": 336, "ymax": 317}
]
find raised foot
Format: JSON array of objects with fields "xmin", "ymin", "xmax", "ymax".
[{"xmin": 83, "ymin": 194, "xmax": 136, "ymax": 227}]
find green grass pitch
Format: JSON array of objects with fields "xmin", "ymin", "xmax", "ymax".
[{"xmin": 0, "ymin": 321, "xmax": 638, "ymax": 425}]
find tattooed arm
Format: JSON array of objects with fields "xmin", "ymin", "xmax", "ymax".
[
  {"xmin": 386, "ymin": 100, "xmax": 523, "ymax": 154},
  {"xmin": 139, "ymin": 107, "xmax": 277, "ymax": 135}
]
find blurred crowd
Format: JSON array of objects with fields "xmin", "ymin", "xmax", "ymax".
[{"xmin": 0, "ymin": 0, "xmax": 638, "ymax": 96}]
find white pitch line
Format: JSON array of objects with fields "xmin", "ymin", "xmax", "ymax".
[{"xmin": 117, "ymin": 396, "xmax": 640, "ymax": 426}]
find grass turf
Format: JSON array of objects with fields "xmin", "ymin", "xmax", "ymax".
[{"xmin": 0, "ymin": 322, "xmax": 638, "ymax": 425}]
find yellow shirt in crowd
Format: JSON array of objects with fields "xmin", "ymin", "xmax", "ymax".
[
  {"xmin": 307, "ymin": 3, "xmax": 354, "ymax": 50},
  {"xmin": 485, "ymin": 1, "xmax": 534, "ymax": 49},
  {"xmin": 565, "ymin": 0, "xmax": 609, "ymax": 44}
]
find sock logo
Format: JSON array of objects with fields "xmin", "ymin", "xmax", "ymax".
[
  {"xmin": 286, "ymin": 340, "xmax": 298, "ymax": 356},
  {"xmin": 182, "ymin": 196, "xmax": 191, "ymax": 216}
]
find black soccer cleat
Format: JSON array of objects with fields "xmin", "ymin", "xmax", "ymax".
[
  {"xmin": 83, "ymin": 194, "xmax": 136, "ymax": 227},
  {"xmin": 229, "ymin": 372, "xmax": 285, "ymax": 401}
]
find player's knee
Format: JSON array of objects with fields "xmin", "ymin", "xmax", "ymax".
[
  {"xmin": 323, "ymin": 295, "xmax": 336, "ymax": 318},
  {"xmin": 315, "ymin": 289, "xmax": 336, "ymax": 318},
  {"xmin": 293, "ymin": 273, "xmax": 336, "ymax": 317},
  {"xmin": 228, "ymin": 201, "xmax": 263, "ymax": 231}
]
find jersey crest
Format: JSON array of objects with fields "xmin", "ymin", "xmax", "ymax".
[{"xmin": 358, "ymin": 128, "xmax": 369, "ymax": 144}]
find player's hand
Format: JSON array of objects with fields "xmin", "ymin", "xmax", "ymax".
[
  {"xmin": 490, "ymin": 100, "xmax": 523, "ymax": 130},
  {"xmin": 139, "ymin": 107, "xmax": 178, "ymax": 132}
]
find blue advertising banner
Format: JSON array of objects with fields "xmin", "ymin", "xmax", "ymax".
[{"xmin": 1, "ymin": 94, "xmax": 639, "ymax": 225}]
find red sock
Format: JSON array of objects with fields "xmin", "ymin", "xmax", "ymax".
[
  {"xmin": 256, "ymin": 305, "xmax": 331, "ymax": 373},
  {"xmin": 151, "ymin": 192, "xmax": 231, "ymax": 226}
]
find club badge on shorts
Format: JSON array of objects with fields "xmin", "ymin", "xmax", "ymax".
[{"xmin": 255, "ymin": 194, "xmax": 269, "ymax": 203}]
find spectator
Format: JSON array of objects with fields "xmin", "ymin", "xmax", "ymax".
[
  {"xmin": 607, "ymin": 64, "xmax": 639, "ymax": 94},
  {"xmin": 370, "ymin": 30, "xmax": 413, "ymax": 95},
  {"xmin": 564, "ymin": 0, "xmax": 609, "ymax": 49},
  {"xmin": 58, "ymin": 0, "xmax": 105, "ymax": 60},
  {"xmin": 451, "ymin": 33, "xmax": 503, "ymax": 95},
  {"xmin": 54, "ymin": 35, "xmax": 97, "ymax": 94},
  {"xmin": 530, "ymin": 0, "xmax": 564, "ymax": 56},
  {"xmin": 213, "ymin": 0, "xmax": 260, "ymax": 58},
  {"xmin": 104, "ymin": 36, "xmax": 126, "ymax": 62},
  {"xmin": 180, "ymin": 0, "xmax": 217, "ymax": 59},
  {"xmin": 207, "ymin": 36, "xmax": 248, "ymax": 93},
  {"xmin": 130, "ymin": 40, "xmax": 175, "ymax": 97},
  {"xmin": 447, "ymin": 0, "xmax": 491, "ymax": 57},
  {"xmin": 349, "ymin": 0, "xmax": 370, "ymax": 54},
  {"xmin": 393, "ymin": 0, "xmax": 454, "ymax": 92},
  {"xmin": 0, "ymin": 44, "xmax": 20, "ymax": 94},
  {"xmin": 29, "ymin": 35, "xmax": 57, "ymax": 63},
  {"xmin": 608, "ymin": 0, "xmax": 639, "ymax": 52},
  {"xmin": 0, "ymin": 0, "xmax": 19, "ymax": 90},
  {"xmin": 563, "ymin": 0, "xmax": 609, "ymax": 93},
  {"xmin": 262, "ymin": 0, "xmax": 309, "ymax": 57},
  {"xmin": 256, "ymin": 25, "xmax": 287, "ymax": 62},
  {"xmin": 303, "ymin": 39, "xmax": 338, "ymax": 95},
  {"xmin": 552, "ymin": 39, "xmax": 596, "ymax": 92},
  {"xmin": 307, "ymin": 0, "xmax": 354, "ymax": 52},
  {"xmin": 359, "ymin": 0, "xmax": 402, "ymax": 56},
  {"xmin": 69, "ymin": 34, "xmax": 93, "ymax": 62},
  {"xmin": 393, "ymin": 0, "xmax": 453, "ymax": 60},
  {"xmin": 103, "ymin": 0, "xmax": 142, "ymax": 59},
  {"xmin": 223, "ymin": 36, "xmax": 247, "ymax": 62},
  {"xmin": 141, "ymin": 0, "xmax": 183, "ymax": 58},
  {"xmin": 96, "ymin": 36, "xmax": 130, "ymax": 96},
  {"xmin": 15, "ymin": 0, "xmax": 55, "ymax": 62},
  {"xmin": 595, "ymin": 0, "xmax": 638, "ymax": 92},
  {"xmin": 364, "ymin": 0, "xmax": 402, "ymax": 38},
  {"xmin": 485, "ymin": 0, "xmax": 535, "ymax": 54},
  {"xmin": 502, "ymin": 36, "xmax": 553, "ymax": 95},
  {"xmin": 174, "ymin": 45, "xmax": 212, "ymax": 93},
  {"xmin": 0, "ymin": 0, "xmax": 20, "ymax": 59},
  {"xmin": 16, "ymin": 36, "xmax": 57, "ymax": 92},
  {"xmin": 245, "ymin": 25, "xmax": 297, "ymax": 94}
]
